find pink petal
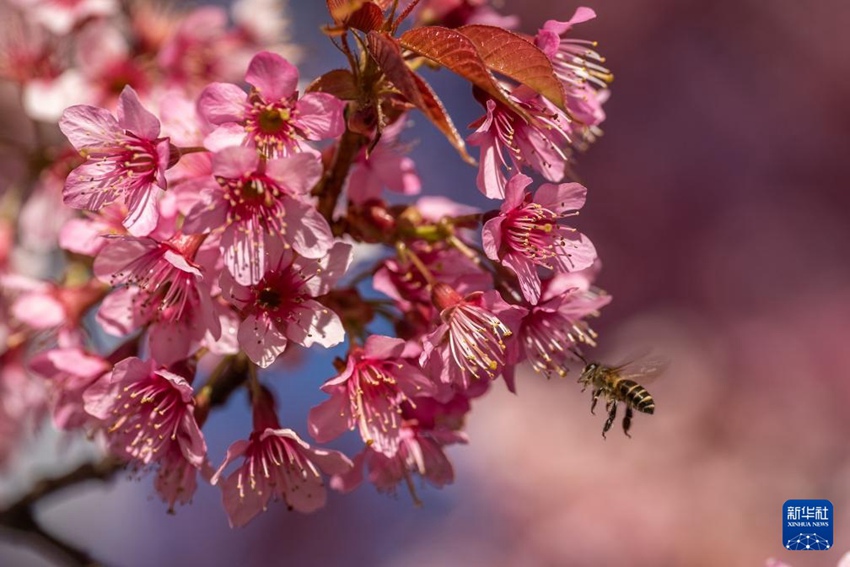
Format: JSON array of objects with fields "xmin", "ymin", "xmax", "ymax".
[
  {"xmin": 265, "ymin": 153, "xmax": 323, "ymax": 195},
  {"xmin": 203, "ymin": 123, "xmax": 248, "ymax": 152},
  {"xmin": 13, "ymin": 292, "xmax": 65, "ymax": 328},
  {"xmin": 210, "ymin": 438, "xmax": 250, "ymax": 485},
  {"xmin": 556, "ymin": 233, "xmax": 597, "ymax": 272},
  {"xmin": 363, "ymin": 335, "xmax": 406, "ymax": 360},
  {"xmin": 307, "ymin": 391, "xmax": 351, "ymax": 443},
  {"xmin": 283, "ymin": 197, "xmax": 333, "ymax": 259},
  {"xmin": 534, "ymin": 181, "xmax": 587, "ymax": 213},
  {"xmin": 503, "ymin": 173, "xmax": 532, "ymax": 210},
  {"xmin": 503, "ymin": 253, "xmax": 542, "ymax": 304},
  {"xmin": 198, "ymin": 82, "xmax": 248, "ymax": 125},
  {"xmin": 295, "ymin": 93, "xmax": 345, "ymax": 140},
  {"xmin": 58, "ymin": 104, "xmax": 121, "ymax": 150},
  {"xmin": 284, "ymin": 300, "xmax": 344, "ymax": 348},
  {"xmin": 245, "ymin": 51, "xmax": 298, "ymax": 102},
  {"xmin": 63, "ymin": 163, "xmax": 122, "ymax": 211},
  {"xmin": 212, "ymin": 146, "xmax": 259, "ymax": 179},
  {"xmin": 481, "ymin": 216, "xmax": 502, "ymax": 260},
  {"xmin": 149, "ymin": 321, "xmax": 194, "ymax": 366},
  {"xmin": 122, "ymin": 186, "xmax": 161, "ymax": 237},
  {"xmin": 238, "ymin": 313, "xmax": 288, "ymax": 368},
  {"xmin": 116, "ymin": 86, "xmax": 160, "ymax": 139},
  {"xmin": 221, "ymin": 469, "xmax": 268, "ymax": 527}
]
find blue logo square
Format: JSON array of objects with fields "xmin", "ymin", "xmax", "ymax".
[{"xmin": 783, "ymin": 499, "xmax": 833, "ymax": 550}]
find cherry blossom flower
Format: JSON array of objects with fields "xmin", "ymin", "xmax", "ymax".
[
  {"xmin": 535, "ymin": 8, "xmax": 611, "ymax": 137},
  {"xmin": 346, "ymin": 118, "xmax": 421, "ymax": 205},
  {"xmin": 59, "ymin": 86, "xmax": 172, "ymax": 236},
  {"xmin": 467, "ymin": 88, "xmax": 573, "ymax": 199},
  {"xmin": 221, "ymin": 240, "xmax": 352, "ymax": 368},
  {"xmin": 514, "ymin": 270, "xmax": 610, "ymax": 379},
  {"xmin": 420, "ymin": 283, "xmax": 525, "ymax": 391},
  {"xmin": 183, "ymin": 146, "xmax": 331, "ymax": 285},
  {"xmin": 212, "ymin": 387, "xmax": 352, "ymax": 526},
  {"xmin": 198, "ymin": 51, "xmax": 344, "ymax": 157},
  {"xmin": 94, "ymin": 232, "xmax": 222, "ymax": 364},
  {"xmin": 482, "ymin": 173, "xmax": 597, "ymax": 303},
  {"xmin": 84, "ymin": 356, "xmax": 206, "ymax": 467},
  {"xmin": 308, "ymin": 335, "xmax": 435, "ymax": 456},
  {"xmin": 29, "ymin": 347, "xmax": 111, "ymax": 429}
]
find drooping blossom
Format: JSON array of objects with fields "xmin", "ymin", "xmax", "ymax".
[
  {"xmin": 94, "ymin": 232, "xmax": 222, "ymax": 365},
  {"xmin": 59, "ymin": 86, "xmax": 172, "ymax": 236},
  {"xmin": 83, "ymin": 357, "xmax": 206, "ymax": 468},
  {"xmin": 308, "ymin": 335, "xmax": 435, "ymax": 456},
  {"xmin": 482, "ymin": 173, "xmax": 597, "ymax": 303},
  {"xmin": 221, "ymin": 240, "xmax": 352, "ymax": 368},
  {"xmin": 332, "ymin": 424, "xmax": 465, "ymax": 504},
  {"xmin": 183, "ymin": 146, "xmax": 331, "ymax": 285},
  {"xmin": 212, "ymin": 386, "xmax": 352, "ymax": 526},
  {"xmin": 198, "ymin": 51, "xmax": 345, "ymax": 157},
  {"xmin": 514, "ymin": 270, "xmax": 610, "ymax": 379},
  {"xmin": 467, "ymin": 88, "xmax": 573, "ymax": 199},
  {"xmin": 535, "ymin": 7, "xmax": 612, "ymax": 139},
  {"xmin": 420, "ymin": 283, "xmax": 525, "ymax": 391}
]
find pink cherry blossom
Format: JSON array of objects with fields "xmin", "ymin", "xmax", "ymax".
[
  {"xmin": 212, "ymin": 387, "xmax": 352, "ymax": 526},
  {"xmin": 308, "ymin": 335, "xmax": 435, "ymax": 456},
  {"xmin": 29, "ymin": 347, "xmax": 111, "ymax": 430},
  {"xmin": 482, "ymin": 173, "xmax": 597, "ymax": 303},
  {"xmin": 59, "ymin": 86, "xmax": 171, "ymax": 236},
  {"xmin": 346, "ymin": 118, "xmax": 421, "ymax": 204},
  {"xmin": 515, "ymin": 270, "xmax": 611, "ymax": 378},
  {"xmin": 332, "ymin": 425, "xmax": 465, "ymax": 503},
  {"xmin": 94, "ymin": 232, "xmax": 222, "ymax": 364},
  {"xmin": 84, "ymin": 357, "xmax": 206, "ymax": 468},
  {"xmin": 420, "ymin": 284, "xmax": 525, "ymax": 391},
  {"xmin": 222, "ymin": 240, "xmax": 352, "ymax": 368},
  {"xmin": 183, "ymin": 146, "xmax": 331, "ymax": 285},
  {"xmin": 198, "ymin": 51, "xmax": 344, "ymax": 157},
  {"xmin": 535, "ymin": 8, "xmax": 611, "ymax": 136},
  {"xmin": 468, "ymin": 88, "xmax": 573, "ymax": 199}
]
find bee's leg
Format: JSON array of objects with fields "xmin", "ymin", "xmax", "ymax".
[
  {"xmin": 623, "ymin": 406, "xmax": 634, "ymax": 438},
  {"xmin": 602, "ymin": 402, "xmax": 617, "ymax": 439},
  {"xmin": 590, "ymin": 389, "xmax": 602, "ymax": 414}
]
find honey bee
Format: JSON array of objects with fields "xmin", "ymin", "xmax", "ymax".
[{"xmin": 577, "ymin": 355, "xmax": 667, "ymax": 438}]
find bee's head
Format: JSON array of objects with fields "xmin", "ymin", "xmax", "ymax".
[{"xmin": 578, "ymin": 363, "xmax": 598, "ymax": 384}]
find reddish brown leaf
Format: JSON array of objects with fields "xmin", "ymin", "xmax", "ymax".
[
  {"xmin": 306, "ymin": 69, "xmax": 359, "ymax": 100},
  {"xmin": 327, "ymin": 0, "xmax": 365, "ymax": 23},
  {"xmin": 348, "ymin": 3, "xmax": 384, "ymax": 32},
  {"xmin": 366, "ymin": 31, "xmax": 474, "ymax": 164},
  {"xmin": 398, "ymin": 26, "xmax": 531, "ymax": 121},
  {"xmin": 458, "ymin": 25, "xmax": 566, "ymax": 111}
]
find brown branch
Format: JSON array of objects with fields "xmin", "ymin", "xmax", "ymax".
[
  {"xmin": 314, "ymin": 126, "xmax": 366, "ymax": 221},
  {"xmin": 0, "ymin": 457, "xmax": 124, "ymax": 566}
]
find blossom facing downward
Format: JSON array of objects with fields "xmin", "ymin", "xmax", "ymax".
[
  {"xmin": 308, "ymin": 335, "xmax": 435, "ymax": 456},
  {"xmin": 84, "ymin": 357, "xmax": 206, "ymax": 468},
  {"xmin": 198, "ymin": 51, "xmax": 345, "ymax": 157},
  {"xmin": 59, "ymin": 86, "xmax": 171, "ymax": 236},
  {"xmin": 482, "ymin": 173, "xmax": 597, "ymax": 303},
  {"xmin": 420, "ymin": 284, "xmax": 525, "ymax": 391},
  {"xmin": 212, "ymin": 389, "xmax": 352, "ymax": 526}
]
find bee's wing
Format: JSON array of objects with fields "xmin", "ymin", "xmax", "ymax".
[{"xmin": 614, "ymin": 356, "xmax": 669, "ymax": 384}]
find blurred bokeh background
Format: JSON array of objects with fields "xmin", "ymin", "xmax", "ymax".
[{"xmin": 2, "ymin": 0, "xmax": 850, "ymax": 566}]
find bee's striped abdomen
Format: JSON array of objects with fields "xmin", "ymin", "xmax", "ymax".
[{"xmin": 616, "ymin": 379, "xmax": 655, "ymax": 414}]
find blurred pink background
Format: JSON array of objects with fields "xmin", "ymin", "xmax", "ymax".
[{"xmin": 3, "ymin": 1, "xmax": 850, "ymax": 566}]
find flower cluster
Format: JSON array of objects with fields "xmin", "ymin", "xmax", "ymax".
[{"xmin": 0, "ymin": 0, "xmax": 614, "ymax": 529}]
